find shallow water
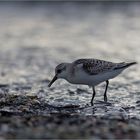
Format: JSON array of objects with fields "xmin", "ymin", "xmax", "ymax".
[{"xmin": 0, "ymin": 3, "xmax": 140, "ymax": 119}]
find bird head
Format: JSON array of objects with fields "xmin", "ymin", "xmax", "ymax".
[{"xmin": 48, "ymin": 63, "xmax": 69, "ymax": 87}]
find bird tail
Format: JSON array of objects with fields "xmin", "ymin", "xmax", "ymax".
[{"xmin": 114, "ymin": 62, "xmax": 137, "ymax": 70}]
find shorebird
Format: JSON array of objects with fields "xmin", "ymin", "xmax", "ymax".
[{"xmin": 48, "ymin": 59, "xmax": 136, "ymax": 106}]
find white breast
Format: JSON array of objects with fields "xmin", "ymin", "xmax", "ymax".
[{"xmin": 67, "ymin": 67, "xmax": 123, "ymax": 86}]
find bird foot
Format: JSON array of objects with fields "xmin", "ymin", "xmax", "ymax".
[{"xmin": 104, "ymin": 97, "xmax": 107, "ymax": 103}]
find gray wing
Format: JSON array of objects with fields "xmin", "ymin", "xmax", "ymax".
[{"xmin": 73, "ymin": 59, "xmax": 125, "ymax": 75}]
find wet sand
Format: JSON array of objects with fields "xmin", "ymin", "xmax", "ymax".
[{"xmin": 0, "ymin": 2, "xmax": 140, "ymax": 139}]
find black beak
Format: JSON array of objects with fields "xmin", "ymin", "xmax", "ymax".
[{"xmin": 48, "ymin": 75, "xmax": 57, "ymax": 87}]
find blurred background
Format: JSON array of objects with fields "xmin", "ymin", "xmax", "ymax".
[
  {"xmin": 0, "ymin": 2, "xmax": 140, "ymax": 79},
  {"xmin": 0, "ymin": 2, "xmax": 140, "ymax": 139}
]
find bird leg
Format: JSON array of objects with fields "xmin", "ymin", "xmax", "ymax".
[
  {"xmin": 104, "ymin": 80, "xmax": 109, "ymax": 102},
  {"xmin": 91, "ymin": 87, "xmax": 96, "ymax": 106}
]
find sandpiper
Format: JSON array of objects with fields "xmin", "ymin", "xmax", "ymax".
[{"xmin": 48, "ymin": 59, "xmax": 136, "ymax": 105}]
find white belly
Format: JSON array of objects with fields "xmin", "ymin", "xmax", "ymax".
[{"xmin": 67, "ymin": 68, "xmax": 123, "ymax": 86}]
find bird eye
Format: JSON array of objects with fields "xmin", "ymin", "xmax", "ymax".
[{"xmin": 57, "ymin": 69, "xmax": 61, "ymax": 73}]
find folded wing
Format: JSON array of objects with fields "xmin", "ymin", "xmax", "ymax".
[{"xmin": 73, "ymin": 59, "xmax": 125, "ymax": 75}]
